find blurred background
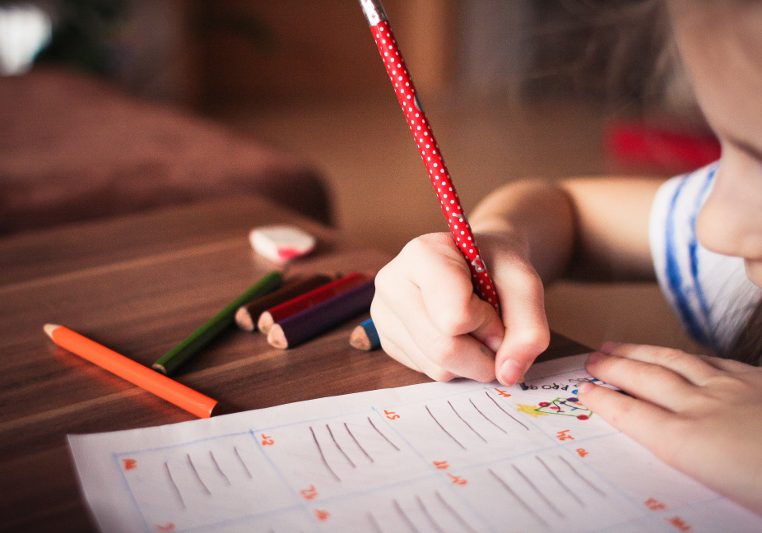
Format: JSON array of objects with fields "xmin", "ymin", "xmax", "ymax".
[{"xmin": 1, "ymin": 0, "xmax": 719, "ymax": 352}]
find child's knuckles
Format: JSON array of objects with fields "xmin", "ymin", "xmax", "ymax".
[
  {"xmin": 505, "ymin": 326, "xmax": 550, "ymax": 359},
  {"xmin": 429, "ymin": 336, "xmax": 460, "ymax": 365},
  {"xmin": 434, "ymin": 307, "xmax": 473, "ymax": 337},
  {"xmin": 427, "ymin": 367, "xmax": 456, "ymax": 382}
]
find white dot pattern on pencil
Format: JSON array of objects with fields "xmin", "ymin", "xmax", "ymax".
[{"xmin": 371, "ymin": 21, "xmax": 499, "ymax": 310}]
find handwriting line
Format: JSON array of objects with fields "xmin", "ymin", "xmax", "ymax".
[
  {"xmin": 310, "ymin": 425, "xmax": 341, "ymax": 482},
  {"xmin": 485, "ymin": 391, "xmax": 529, "ymax": 430},
  {"xmin": 209, "ymin": 450, "xmax": 231, "ymax": 486},
  {"xmin": 186, "ymin": 453, "xmax": 211, "ymax": 495},
  {"xmin": 469, "ymin": 398, "xmax": 507, "ymax": 434},
  {"xmin": 164, "ymin": 461, "xmax": 186, "ymax": 509},
  {"xmin": 344, "ymin": 422, "xmax": 374, "ymax": 463},
  {"xmin": 512, "ymin": 464, "xmax": 564, "ymax": 517},
  {"xmin": 233, "ymin": 446, "xmax": 252, "ymax": 479},
  {"xmin": 536, "ymin": 455, "xmax": 585, "ymax": 506},
  {"xmin": 448, "ymin": 400, "xmax": 487, "ymax": 443},
  {"xmin": 368, "ymin": 416, "xmax": 400, "ymax": 451},
  {"xmin": 488, "ymin": 468, "xmax": 548, "ymax": 527},
  {"xmin": 558, "ymin": 455, "xmax": 606, "ymax": 496},
  {"xmin": 426, "ymin": 405, "xmax": 466, "ymax": 450},
  {"xmin": 326, "ymin": 423, "xmax": 356, "ymax": 468}
]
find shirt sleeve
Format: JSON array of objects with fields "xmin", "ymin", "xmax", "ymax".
[{"xmin": 649, "ymin": 162, "xmax": 761, "ymax": 354}]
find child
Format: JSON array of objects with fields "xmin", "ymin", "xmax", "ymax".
[{"xmin": 370, "ymin": 0, "xmax": 762, "ymax": 515}]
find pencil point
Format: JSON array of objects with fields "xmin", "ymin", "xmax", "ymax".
[
  {"xmin": 43, "ymin": 323, "xmax": 59, "ymax": 338},
  {"xmin": 152, "ymin": 363, "xmax": 168, "ymax": 375},
  {"xmin": 267, "ymin": 325, "xmax": 289, "ymax": 349},
  {"xmin": 257, "ymin": 312, "xmax": 274, "ymax": 334},
  {"xmin": 235, "ymin": 307, "xmax": 254, "ymax": 332},
  {"xmin": 349, "ymin": 325, "xmax": 371, "ymax": 351}
]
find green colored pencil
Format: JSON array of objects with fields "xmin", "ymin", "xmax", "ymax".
[{"xmin": 153, "ymin": 271, "xmax": 282, "ymax": 375}]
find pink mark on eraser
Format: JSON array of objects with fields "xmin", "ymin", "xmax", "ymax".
[{"xmin": 249, "ymin": 225, "xmax": 316, "ymax": 264}]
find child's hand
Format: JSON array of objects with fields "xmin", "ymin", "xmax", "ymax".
[
  {"xmin": 580, "ymin": 344, "xmax": 762, "ymax": 516},
  {"xmin": 371, "ymin": 232, "xmax": 549, "ymax": 385}
]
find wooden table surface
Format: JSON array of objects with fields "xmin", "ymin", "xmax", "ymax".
[{"xmin": 0, "ymin": 196, "xmax": 586, "ymax": 532}]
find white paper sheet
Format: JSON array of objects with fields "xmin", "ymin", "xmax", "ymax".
[{"xmin": 68, "ymin": 354, "xmax": 761, "ymax": 532}]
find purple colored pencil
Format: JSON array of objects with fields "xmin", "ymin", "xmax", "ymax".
[{"xmin": 267, "ymin": 280, "xmax": 375, "ymax": 349}]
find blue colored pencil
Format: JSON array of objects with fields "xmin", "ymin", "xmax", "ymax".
[{"xmin": 349, "ymin": 318, "xmax": 380, "ymax": 351}]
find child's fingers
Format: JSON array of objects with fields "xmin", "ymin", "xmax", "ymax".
[
  {"xmin": 584, "ymin": 352, "xmax": 696, "ymax": 411},
  {"xmin": 578, "ymin": 382, "xmax": 682, "ymax": 465},
  {"xmin": 392, "ymin": 281, "xmax": 497, "ymax": 382},
  {"xmin": 408, "ymin": 248, "xmax": 498, "ymax": 338},
  {"xmin": 372, "ymin": 286, "xmax": 495, "ymax": 382},
  {"xmin": 695, "ymin": 353, "xmax": 758, "ymax": 373},
  {"xmin": 371, "ymin": 300, "xmax": 423, "ymax": 374},
  {"xmin": 600, "ymin": 342, "xmax": 719, "ymax": 385},
  {"xmin": 492, "ymin": 262, "xmax": 550, "ymax": 385}
]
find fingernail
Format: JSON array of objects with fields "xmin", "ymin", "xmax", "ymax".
[
  {"xmin": 599, "ymin": 341, "xmax": 619, "ymax": 354},
  {"xmin": 484, "ymin": 336, "xmax": 502, "ymax": 353},
  {"xmin": 587, "ymin": 351, "xmax": 606, "ymax": 364},
  {"xmin": 578, "ymin": 382, "xmax": 594, "ymax": 394},
  {"xmin": 499, "ymin": 359, "xmax": 524, "ymax": 386}
]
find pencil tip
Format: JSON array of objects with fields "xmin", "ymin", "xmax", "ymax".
[
  {"xmin": 235, "ymin": 307, "xmax": 254, "ymax": 332},
  {"xmin": 43, "ymin": 323, "xmax": 59, "ymax": 338},
  {"xmin": 267, "ymin": 325, "xmax": 289, "ymax": 349}
]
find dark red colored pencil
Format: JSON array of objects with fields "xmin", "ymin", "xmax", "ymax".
[
  {"xmin": 257, "ymin": 272, "xmax": 368, "ymax": 333},
  {"xmin": 267, "ymin": 279, "xmax": 375, "ymax": 349}
]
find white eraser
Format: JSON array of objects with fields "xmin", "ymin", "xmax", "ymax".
[{"xmin": 249, "ymin": 225, "xmax": 317, "ymax": 264}]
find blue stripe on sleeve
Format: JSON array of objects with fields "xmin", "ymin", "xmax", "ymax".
[
  {"xmin": 665, "ymin": 172, "xmax": 710, "ymax": 345},
  {"xmin": 687, "ymin": 165, "xmax": 717, "ymax": 348}
]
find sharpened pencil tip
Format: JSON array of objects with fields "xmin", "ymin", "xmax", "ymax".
[{"xmin": 43, "ymin": 323, "xmax": 59, "ymax": 338}]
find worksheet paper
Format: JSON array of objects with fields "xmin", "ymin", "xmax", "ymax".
[{"xmin": 68, "ymin": 354, "xmax": 761, "ymax": 532}]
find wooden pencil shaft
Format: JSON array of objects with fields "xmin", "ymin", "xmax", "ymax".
[
  {"xmin": 235, "ymin": 274, "xmax": 333, "ymax": 332},
  {"xmin": 153, "ymin": 271, "xmax": 282, "ymax": 375},
  {"xmin": 274, "ymin": 280, "xmax": 375, "ymax": 348},
  {"xmin": 47, "ymin": 325, "xmax": 217, "ymax": 418},
  {"xmin": 264, "ymin": 272, "xmax": 367, "ymax": 324}
]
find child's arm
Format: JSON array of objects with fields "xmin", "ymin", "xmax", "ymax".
[
  {"xmin": 371, "ymin": 177, "xmax": 663, "ymax": 385},
  {"xmin": 580, "ymin": 345, "xmax": 762, "ymax": 516},
  {"xmin": 470, "ymin": 177, "xmax": 661, "ymax": 282}
]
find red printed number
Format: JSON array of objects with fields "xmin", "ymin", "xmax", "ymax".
[
  {"xmin": 448, "ymin": 473, "xmax": 467, "ymax": 486},
  {"xmin": 300, "ymin": 484, "xmax": 318, "ymax": 501},
  {"xmin": 494, "ymin": 388, "xmax": 511, "ymax": 398},
  {"xmin": 576, "ymin": 448, "xmax": 589, "ymax": 458},
  {"xmin": 122, "ymin": 458, "xmax": 137, "ymax": 471},
  {"xmin": 155, "ymin": 523, "xmax": 175, "ymax": 532},
  {"xmin": 384, "ymin": 409, "xmax": 400, "ymax": 420},
  {"xmin": 433, "ymin": 460, "xmax": 449, "ymax": 470},
  {"xmin": 314, "ymin": 509, "xmax": 330, "ymax": 522},
  {"xmin": 260, "ymin": 434, "xmax": 274, "ymax": 446},
  {"xmin": 556, "ymin": 429, "xmax": 575, "ymax": 441},
  {"xmin": 645, "ymin": 497, "xmax": 666, "ymax": 511},
  {"xmin": 668, "ymin": 516, "xmax": 692, "ymax": 531}
]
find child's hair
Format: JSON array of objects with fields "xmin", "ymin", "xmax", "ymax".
[{"xmin": 528, "ymin": 0, "xmax": 681, "ymax": 107}]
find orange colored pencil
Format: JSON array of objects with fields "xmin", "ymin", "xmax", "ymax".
[{"xmin": 44, "ymin": 324, "xmax": 218, "ymax": 418}]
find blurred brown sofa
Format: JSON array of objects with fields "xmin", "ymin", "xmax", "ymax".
[{"xmin": 0, "ymin": 68, "xmax": 332, "ymax": 236}]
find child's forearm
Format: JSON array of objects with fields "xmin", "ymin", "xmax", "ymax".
[
  {"xmin": 470, "ymin": 180, "xmax": 575, "ymax": 283},
  {"xmin": 470, "ymin": 177, "xmax": 662, "ymax": 283}
]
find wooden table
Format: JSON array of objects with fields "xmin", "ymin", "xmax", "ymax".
[{"xmin": 0, "ymin": 196, "xmax": 586, "ymax": 532}]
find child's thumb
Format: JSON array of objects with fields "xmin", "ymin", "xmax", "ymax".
[{"xmin": 491, "ymin": 268, "xmax": 550, "ymax": 386}]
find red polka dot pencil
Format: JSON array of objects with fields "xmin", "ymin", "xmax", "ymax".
[{"xmin": 358, "ymin": 0, "xmax": 500, "ymax": 313}]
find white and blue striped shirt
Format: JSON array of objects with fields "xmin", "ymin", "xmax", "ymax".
[{"xmin": 650, "ymin": 163, "xmax": 762, "ymax": 356}]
